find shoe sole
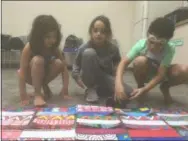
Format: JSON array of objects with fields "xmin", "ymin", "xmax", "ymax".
[
  {"xmin": 86, "ymin": 98, "xmax": 99, "ymax": 103},
  {"xmin": 85, "ymin": 90, "xmax": 99, "ymax": 103}
]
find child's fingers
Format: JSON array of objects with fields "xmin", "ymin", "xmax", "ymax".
[
  {"xmin": 63, "ymin": 95, "xmax": 72, "ymax": 99},
  {"xmin": 129, "ymin": 96, "xmax": 135, "ymax": 100},
  {"xmin": 130, "ymin": 90, "xmax": 138, "ymax": 96},
  {"xmin": 129, "ymin": 94, "xmax": 138, "ymax": 100},
  {"xmin": 20, "ymin": 100, "xmax": 30, "ymax": 106},
  {"xmin": 80, "ymin": 83, "xmax": 85, "ymax": 89},
  {"xmin": 77, "ymin": 80, "xmax": 85, "ymax": 89},
  {"xmin": 116, "ymin": 95, "xmax": 122, "ymax": 104},
  {"xmin": 80, "ymin": 84, "xmax": 85, "ymax": 89}
]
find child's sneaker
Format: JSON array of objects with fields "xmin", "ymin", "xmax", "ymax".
[{"xmin": 85, "ymin": 88, "xmax": 99, "ymax": 103}]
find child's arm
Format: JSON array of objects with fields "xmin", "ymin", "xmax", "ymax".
[
  {"xmin": 19, "ymin": 43, "xmax": 31, "ymax": 103},
  {"xmin": 72, "ymin": 47, "xmax": 85, "ymax": 89},
  {"xmin": 112, "ymin": 47, "xmax": 121, "ymax": 75},
  {"xmin": 140, "ymin": 47, "xmax": 175, "ymax": 93},
  {"xmin": 115, "ymin": 57, "xmax": 132, "ymax": 102},
  {"xmin": 141, "ymin": 66, "xmax": 167, "ymax": 93},
  {"xmin": 115, "ymin": 40, "xmax": 144, "ymax": 101},
  {"xmin": 55, "ymin": 49, "xmax": 69, "ymax": 96},
  {"xmin": 130, "ymin": 46, "xmax": 175, "ymax": 100}
]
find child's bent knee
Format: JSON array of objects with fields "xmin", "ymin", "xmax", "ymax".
[
  {"xmin": 133, "ymin": 56, "xmax": 148, "ymax": 67},
  {"xmin": 54, "ymin": 59, "xmax": 63, "ymax": 65},
  {"xmin": 54, "ymin": 59, "xmax": 64, "ymax": 70},
  {"xmin": 31, "ymin": 56, "xmax": 45, "ymax": 66}
]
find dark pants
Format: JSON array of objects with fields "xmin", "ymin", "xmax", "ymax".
[{"xmin": 80, "ymin": 48, "xmax": 133, "ymax": 97}]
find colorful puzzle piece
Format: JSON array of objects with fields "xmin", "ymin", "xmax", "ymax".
[
  {"xmin": 128, "ymin": 129, "xmax": 181, "ymax": 138},
  {"xmin": 2, "ymin": 130, "xmax": 22, "ymax": 140},
  {"xmin": 76, "ymin": 134, "xmax": 118, "ymax": 140},
  {"xmin": 117, "ymin": 134, "xmax": 132, "ymax": 141},
  {"xmin": 76, "ymin": 127, "xmax": 127, "ymax": 135},
  {"xmin": 120, "ymin": 115, "xmax": 170, "ymax": 129},
  {"xmin": 115, "ymin": 107, "xmax": 153, "ymax": 117},
  {"xmin": 32, "ymin": 112, "xmax": 75, "ymax": 129},
  {"xmin": 76, "ymin": 105, "xmax": 114, "ymax": 115},
  {"xmin": 19, "ymin": 129, "xmax": 76, "ymax": 140},
  {"xmin": 2, "ymin": 111, "xmax": 35, "ymax": 129}
]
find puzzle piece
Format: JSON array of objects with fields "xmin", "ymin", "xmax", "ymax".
[
  {"xmin": 19, "ymin": 129, "xmax": 76, "ymax": 140},
  {"xmin": 2, "ymin": 111, "xmax": 35, "ymax": 129},
  {"xmin": 76, "ymin": 134, "xmax": 118, "ymax": 140},
  {"xmin": 120, "ymin": 115, "xmax": 171, "ymax": 129},
  {"xmin": 32, "ymin": 112, "xmax": 75, "ymax": 129},
  {"xmin": 2, "ymin": 130, "xmax": 22, "ymax": 140}
]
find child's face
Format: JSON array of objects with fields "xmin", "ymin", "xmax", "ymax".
[
  {"xmin": 44, "ymin": 31, "xmax": 57, "ymax": 48},
  {"xmin": 91, "ymin": 20, "xmax": 107, "ymax": 46},
  {"xmin": 147, "ymin": 34, "xmax": 168, "ymax": 53}
]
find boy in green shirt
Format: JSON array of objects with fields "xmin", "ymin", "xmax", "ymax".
[{"xmin": 115, "ymin": 17, "xmax": 188, "ymax": 105}]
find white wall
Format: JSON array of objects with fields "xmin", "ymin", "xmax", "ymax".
[
  {"xmin": 132, "ymin": 1, "xmax": 184, "ymax": 44},
  {"xmin": 2, "ymin": 1, "xmax": 135, "ymax": 56},
  {"xmin": 147, "ymin": 1, "xmax": 183, "ymax": 26},
  {"xmin": 132, "ymin": 1, "xmax": 148, "ymax": 44},
  {"xmin": 132, "ymin": 1, "xmax": 188, "ymax": 65},
  {"xmin": 172, "ymin": 24, "xmax": 188, "ymax": 65}
]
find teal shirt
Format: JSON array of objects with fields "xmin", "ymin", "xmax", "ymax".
[{"xmin": 127, "ymin": 39, "xmax": 176, "ymax": 67}]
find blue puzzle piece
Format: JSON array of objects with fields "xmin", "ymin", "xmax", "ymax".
[{"xmin": 117, "ymin": 134, "xmax": 132, "ymax": 141}]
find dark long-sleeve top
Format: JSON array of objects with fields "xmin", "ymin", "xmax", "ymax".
[{"xmin": 72, "ymin": 40, "xmax": 121, "ymax": 81}]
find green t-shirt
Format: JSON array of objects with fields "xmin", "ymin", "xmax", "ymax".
[{"xmin": 127, "ymin": 39, "xmax": 176, "ymax": 67}]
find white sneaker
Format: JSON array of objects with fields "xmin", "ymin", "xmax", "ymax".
[{"xmin": 85, "ymin": 88, "xmax": 99, "ymax": 102}]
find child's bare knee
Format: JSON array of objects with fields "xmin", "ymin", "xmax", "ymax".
[
  {"xmin": 182, "ymin": 65, "xmax": 188, "ymax": 74},
  {"xmin": 31, "ymin": 56, "xmax": 45, "ymax": 66},
  {"xmin": 133, "ymin": 56, "xmax": 148, "ymax": 68},
  {"xmin": 181, "ymin": 65, "xmax": 188, "ymax": 81},
  {"xmin": 54, "ymin": 59, "xmax": 64, "ymax": 69}
]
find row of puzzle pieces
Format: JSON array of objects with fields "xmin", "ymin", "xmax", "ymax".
[
  {"xmin": 2, "ymin": 130, "xmax": 186, "ymax": 141},
  {"xmin": 1, "ymin": 105, "xmax": 188, "ymax": 140}
]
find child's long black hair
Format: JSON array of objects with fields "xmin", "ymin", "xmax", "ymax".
[
  {"xmin": 148, "ymin": 17, "xmax": 175, "ymax": 40},
  {"xmin": 88, "ymin": 15, "xmax": 113, "ymax": 40},
  {"xmin": 29, "ymin": 15, "xmax": 62, "ymax": 55}
]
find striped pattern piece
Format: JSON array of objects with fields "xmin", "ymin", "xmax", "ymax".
[
  {"xmin": 2, "ymin": 111, "xmax": 35, "ymax": 129},
  {"xmin": 121, "ymin": 116, "xmax": 170, "ymax": 129},
  {"xmin": 76, "ymin": 105, "xmax": 113, "ymax": 115},
  {"xmin": 32, "ymin": 112, "xmax": 75, "ymax": 129},
  {"xmin": 115, "ymin": 107, "xmax": 153, "ymax": 117},
  {"xmin": 19, "ymin": 129, "xmax": 75, "ymax": 140},
  {"xmin": 76, "ymin": 134, "xmax": 118, "ymax": 140},
  {"xmin": 2, "ymin": 130, "xmax": 22, "ymax": 140},
  {"xmin": 156, "ymin": 109, "xmax": 188, "ymax": 127},
  {"xmin": 76, "ymin": 115, "xmax": 121, "ymax": 128}
]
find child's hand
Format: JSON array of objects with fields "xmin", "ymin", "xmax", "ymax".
[
  {"xmin": 114, "ymin": 82, "xmax": 127, "ymax": 103},
  {"xmin": 129, "ymin": 87, "xmax": 146, "ymax": 100},
  {"xmin": 59, "ymin": 87, "xmax": 72, "ymax": 99},
  {"xmin": 21, "ymin": 99, "xmax": 30, "ymax": 106},
  {"xmin": 20, "ymin": 93, "xmax": 32, "ymax": 106},
  {"xmin": 76, "ymin": 78, "xmax": 85, "ymax": 89},
  {"xmin": 20, "ymin": 94, "xmax": 32, "ymax": 106},
  {"xmin": 63, "ymin": 95, "xmax": 72, "ymax": 100}
]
